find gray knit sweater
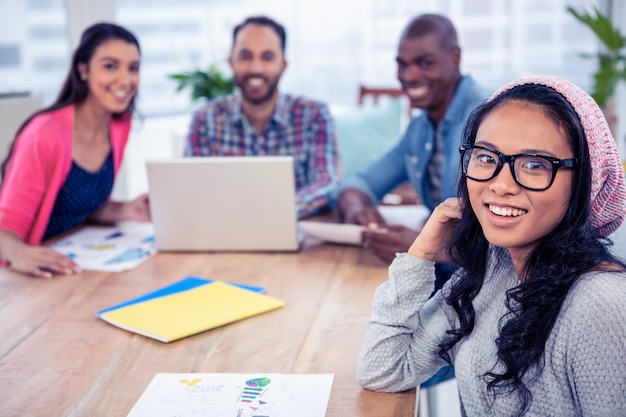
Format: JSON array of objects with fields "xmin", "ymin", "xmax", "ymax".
[{"xmin": 357, "ymin": 248, "xmax": 626, "ymax": 416}]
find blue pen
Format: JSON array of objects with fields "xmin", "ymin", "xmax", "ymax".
[{"xmin": 104, "ymin": 231, "xmax": 123, "ymax": 240}]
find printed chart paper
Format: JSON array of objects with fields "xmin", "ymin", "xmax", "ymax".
[
  {"xmin": 51, "ymin": 221, "xmax": 156, "ymax": 272},
  {"xmin": 127, "ymin": 373, "xmax": 334, "ymax": 417}
]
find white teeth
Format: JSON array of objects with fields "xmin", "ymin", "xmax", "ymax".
[
  {"xmin": 112, "ymin": 90, "xmax": 129, "ymax": 98},
  {"xmin": 489, "ymin": 205, "xmax": 526, "ymax": 217},
  {"xmin": 407, "ymin": 86, "xmax": 427, "ymax": 97},
  {"xmin": 247, "ymin": 78, "xmax": 264, "ymax": 86}
]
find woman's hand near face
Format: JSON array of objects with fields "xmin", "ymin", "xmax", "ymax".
[
  {"xmin": 408, "ymin": 198, "xmax": 463, "ymax": 263},
  {"xmin": 0, "ymin": 230, "xmax": 80, "ymax": 278}
]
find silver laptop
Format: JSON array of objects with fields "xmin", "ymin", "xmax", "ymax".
[{"xmin": 146, "ymin": 156, "xmax": 299, "ymax": 252}]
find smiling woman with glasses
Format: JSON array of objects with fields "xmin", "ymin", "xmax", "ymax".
[
  {"xmin": 357, "ymin": 75, "xmax": 626, "ymax": 417},
  {"xmin": 459, "ymin": 144, "xmax": 578, "ymax": 191}
]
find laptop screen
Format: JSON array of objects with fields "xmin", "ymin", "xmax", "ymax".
[{"xmin": 146, "ymin": 156, "xmax": 299, "ymax": 252}]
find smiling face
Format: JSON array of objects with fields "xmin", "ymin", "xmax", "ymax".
[
  {"xmin": 396, "ymin": 33, "xmax": 460, "ymax": 123},
  {"xmin": 229, "ymin": 23, "xmax": 287, "ymax": 106},
  {"xmin": 467, "ymin": 101, "xmax": 574, "ymax": 264},
  {"xmin": 78, "ymin": 39, "xmax": 140, "ymax": 115}
]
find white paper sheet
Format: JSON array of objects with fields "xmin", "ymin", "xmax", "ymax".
[
  {"xmin": 298, "ymin": 221, "xmax": 365, "ymax": 245},
  {"xmin": 378, "ymin": 205, "xmax": 431, "ymax": 230},
  {"xmin": 298, "ymin": 205, "xmax": 432, "ymax": 245},
  {"xmin": 126, "ymin": 373, "xmax": 335, "ymax": 417},
  {"xmin": 50, "ymin": 221, "xmax": 156, "ymax": 272}
]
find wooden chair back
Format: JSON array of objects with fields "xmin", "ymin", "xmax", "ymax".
[{"xmin": 358, "ymin": 85, "xmax": 404, "ymax": 106}]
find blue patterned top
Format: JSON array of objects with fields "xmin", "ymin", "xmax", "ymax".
[{"xmin": 43, "ymin": 152, "xmax": 114, "ymax": 240}]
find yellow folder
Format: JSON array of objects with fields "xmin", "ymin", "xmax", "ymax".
[{"xmin": 99, "ymin": 281, "xmax": 285, "ymax": 342}]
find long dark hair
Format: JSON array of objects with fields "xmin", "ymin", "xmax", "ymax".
[
  {"xmin": 439, "ymin": 83, "xmax": 626, "ymax": 416},
  {"xmin": 1, "ymin": 22, "xmax": 140, "ymax": 179}
]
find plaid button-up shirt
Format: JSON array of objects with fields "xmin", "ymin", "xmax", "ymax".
[{"xmin": 185, "ymin": 93, "xmax": 340, "ymax": 218}]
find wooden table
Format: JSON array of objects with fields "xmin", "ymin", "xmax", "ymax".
[{"xmin": 0, "ymin": 239, "xmax": 416, "ymax": 416}]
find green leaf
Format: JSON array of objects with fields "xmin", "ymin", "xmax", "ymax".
[
  {"xmin": 567, "ymin": 7, "xmax": 626, "ymax": 53},
  {"xmin": 167, "ymin": 63, "xmax": 236, "ymax": 102},
  {"xmin": 566, "ymin": 6, "xmax": 626, "ymax": 106}
]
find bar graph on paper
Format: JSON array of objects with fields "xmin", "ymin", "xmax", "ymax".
[{"xmin": 126, "ymin": 373, "xmax": 334, "ymax": 417}]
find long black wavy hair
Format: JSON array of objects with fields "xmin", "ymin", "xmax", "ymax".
[
  {"xmin": 439, "ymin": 83, "xmax": 626, "ymax": 416},
  {"xmin": 1, "ymin": 22, "xmax": 140, "ymax": 180}
]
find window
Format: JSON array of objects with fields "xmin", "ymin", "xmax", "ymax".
[
  {"xmin": 0, "ymin": 0, "xmax": 610, "ymax": 115},
  {"xmin": 0, "ymin": 0, "xmax": 68, "ymax": 104},
  {"xmin": 114, "ymin": 0, "xmax": 605, "ymax": 116}
]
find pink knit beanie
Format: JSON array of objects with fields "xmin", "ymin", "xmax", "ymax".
[{"xmin": 492, "ymin": 75, "xmax": 626, "ymax": 238}]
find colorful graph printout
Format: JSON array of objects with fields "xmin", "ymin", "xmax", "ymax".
[
  {"xmin": 51, "ymin": 221, "xmax": 156, "ymax": 272},
  {"xmin": 126, "ymin": 373, "xmax": 334, "ymax": 417}
]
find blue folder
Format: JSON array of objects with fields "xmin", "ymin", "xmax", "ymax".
[{"xmin": 97, "ymin": 276, "xmax": 265, "ymax": 315}]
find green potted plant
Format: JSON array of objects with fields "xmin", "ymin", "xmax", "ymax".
[
  {"xmin": 168, "ymin": 64, "xmax": 236, "ymax": 102},
  {"xmin": 567, "ymin": 6, "xmax": 626, "ymax": 138}
]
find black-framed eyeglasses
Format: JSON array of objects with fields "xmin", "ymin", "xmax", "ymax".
[{"xmin": 459, "ymin": 145, "xmax": 578, "ymax": 191}]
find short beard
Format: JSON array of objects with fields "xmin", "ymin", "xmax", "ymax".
[{"xmin": 235, "ymin": 74, "xmax": 280, "ymax": 105}]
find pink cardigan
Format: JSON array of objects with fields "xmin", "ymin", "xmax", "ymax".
[{"xmin": 0, "ymin": 105, "xmax": 131, "ymax": 245}]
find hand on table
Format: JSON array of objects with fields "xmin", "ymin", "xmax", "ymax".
[
  {"xmin": 361, "ymin": 225, "xmax": 419, "ymax": 264},
  {"xmin": 90, "ymin": 193, "xmax": 152, "ymax": 224},
  {"xmin": 122, "ymin": 193, "xmax": 151, "ymax": 222},
  {"xmin": 6, "ymin": 245, "xmax": 80, "ymax": 279},
  {"xmin": 336, "ymin": 189, "xmax": 382, "ymax": 225},
  {"xmin": 350, "ymin": 206, "xmax": 387, "ymax": 228}
]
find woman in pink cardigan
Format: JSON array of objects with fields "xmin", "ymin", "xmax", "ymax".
[{"xmin": 0, "ymin": 23, "xmax": 150, "ymax": 278}]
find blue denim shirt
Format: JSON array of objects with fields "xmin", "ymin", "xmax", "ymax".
[{"xmin": 336, "ymin": 75, "xmax": 491, "ymax": 211}]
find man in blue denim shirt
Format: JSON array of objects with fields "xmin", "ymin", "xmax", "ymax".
[{"xmin": 335, "ymin": 14, "xmax": 491, "ymax": 269}]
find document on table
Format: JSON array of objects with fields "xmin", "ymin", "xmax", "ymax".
[
  {"xmin": 298, "ymin": 221, "xmax": 364, "ymax": 245},
  {"xmin": 378, "ymin": 205, "xmax": 430, "ymax": 229},
  {"xmin": 50, "ymin": 221, "xmax": 156, "ymax": 272},
  {"xmin": 298, "ymin": 205, "xmax": 431, "ymax": 245},
  {"xmin": 127, "ymin": 373, "xmax": 334, "ymax": 417}
]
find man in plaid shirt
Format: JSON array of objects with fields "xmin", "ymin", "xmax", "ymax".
[{"xmin": 185, "ymin": 15, "xmax": 340, "ymax": 219}]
